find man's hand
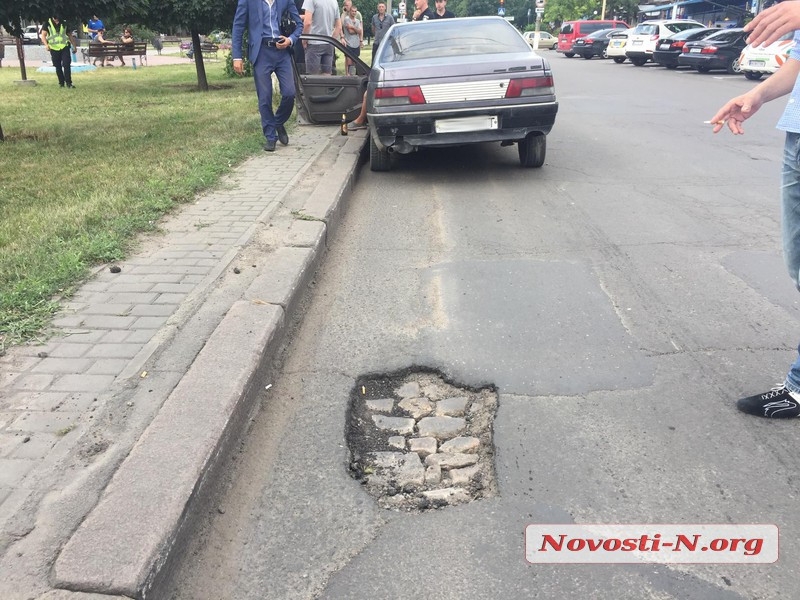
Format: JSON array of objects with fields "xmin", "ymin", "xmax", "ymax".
[
  {"xmin": 233, "ymin": 58, "xmax": 244, "ymax": 75},
  {"xmin": 708, "ymin": 91, "xmax": 764, "ymax": 135},
  {"xmin": 744, "ymin": 2, "xmax": 800, "ymax": 48},
  {"xmin": 276, "ymin": 35, "xmax": 291, "ymax": 49}
]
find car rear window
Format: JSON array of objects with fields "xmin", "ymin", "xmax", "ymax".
[
  {"xmin": 665, "ymin": 22, "xmax": 703, "ymax": 34},
  {"xmin": 634, "ymin": 24, "xmax": 657, "ymax": 35},
  {"xmin": 560, "ymin": 23, "xmax": 574, "ymax": 34},
  {"xmin": 380, "ymin": 19, "xmax": 530, "ymax": 63},
  {"xmin": 704, "ymin": 29, "xmax": 744, "ymax": 42}
]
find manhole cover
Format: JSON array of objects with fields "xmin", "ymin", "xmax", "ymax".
[{"xmin": 346, "ymin": 368, "xmax": 498, "ymax": 511}]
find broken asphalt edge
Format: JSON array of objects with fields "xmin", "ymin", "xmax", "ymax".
[{"xmin": 49, "ymin": 132, "xmax": 369, "ymax": 600}]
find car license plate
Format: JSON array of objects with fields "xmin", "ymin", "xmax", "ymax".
[
  {"xmin": 690, "ymin": 47, "xmax": 701, "ymax": 53},
  {"xmin": 435, "ymin": 116, "xmax": 498, "ymax": 134},
  {"xmin": 749, "ymin": 60, "xmax": 765, "ymax": 66},
  {"xmin": 611, "ymin": 41, "xmax": 621, "ymax": 47},
  {"xmin": 659, "ymin": 44, "xmax": 670, "ymax": 49},
  {"xmin": 632, "ymin": 40, "xmax": 642, "ymax": 45}
]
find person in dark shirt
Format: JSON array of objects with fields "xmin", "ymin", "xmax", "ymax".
[
  {"xmin": 412, "ymin": 0, "xmax": 434, "ymax": 21},
  {"xmin": 431, "ymin": 0, "xmax": 455, "ymax": 18}
]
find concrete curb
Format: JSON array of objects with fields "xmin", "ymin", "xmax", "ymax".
[{"xmin": 51, "ymin": 132, "xmax": 368, "ymax": 599}]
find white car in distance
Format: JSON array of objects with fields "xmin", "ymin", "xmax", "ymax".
[{"xmin": 739, "ymin": 32, "xmax": 795, "ymax": 80}]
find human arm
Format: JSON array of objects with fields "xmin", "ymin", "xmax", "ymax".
[
  {"xmin": 40, "ymin": 28, "xmax": 48, "ymax": 48},
  {"xmin": 709, "ymin": 57, "xmax": 800, "ymax": 135},
  {"xmin": 302, "ymin": 10, "xmax": 313, "ymax": 48},
  {"xmin": 744, "ymin": 2, "xmax": 800, "ymax": 48},
  {"xmin": 231, "ymin": 0, "xmax": 248, "ymax": 74},
  {"xmin": 332, "ymin": 16, "xmax": 343, "ymax": 41}
]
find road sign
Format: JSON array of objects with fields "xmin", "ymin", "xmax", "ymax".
[
  {"xmin": 535, "ymin": 7, "xmax": 544, "ymax": 14},
  {"xmin": 504, "ymin": 15, "xmax": 515, "ymax": 20},
  {"xmin": 498, "ymin": 6, "xmax": 505, "ymax": 16},
  {"xmin": 535, "ymin": 0, "xmax": 545, "ymax": 7}
]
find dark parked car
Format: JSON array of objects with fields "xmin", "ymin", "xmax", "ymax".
[
  {"xmin": 294, "ymin": 17, "xmax": 559, "ymax": 171},
  {"xmin": 571, "ymin": 28, "xmax": 618, "ymax": 59},
  {"xmin": 652, "ymin": 27, "xmax": 719, "ymax": 68},
  {"xmin": 677, "ymin": 28, "xmax": 748, "ymax": 73}
]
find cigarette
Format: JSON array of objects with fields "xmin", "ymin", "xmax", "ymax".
[{"xmin": 704, "ymin": 120, "xmax": 726, "ymax": 125}]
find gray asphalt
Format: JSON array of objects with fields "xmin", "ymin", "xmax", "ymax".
[{"xmin": 164, "ymin": 56, "xmax": 800, "ymax": 599}]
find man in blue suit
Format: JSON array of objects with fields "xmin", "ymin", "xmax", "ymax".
[{"xmin": 232, "ymin": 0, "xmax": 303, "ymax": 152}]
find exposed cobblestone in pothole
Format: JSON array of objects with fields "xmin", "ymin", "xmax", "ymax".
[{"xmin": 346, "ymin": 368, "xmax": 498, "ymax": 511}]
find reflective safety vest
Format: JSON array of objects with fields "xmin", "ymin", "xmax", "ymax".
[{"xmin": 46, "ymin": 19, "xmax": 68, "ymax": 50}]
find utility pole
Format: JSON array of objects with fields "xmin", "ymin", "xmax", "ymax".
[{"xmin": 533, "ymin": 0, "xmax": 545, "ymax": 49}]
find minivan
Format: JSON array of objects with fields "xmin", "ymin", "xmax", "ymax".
[{"xmin": 557, "ymin": 20, "xmax": 629, "ymax": 56}]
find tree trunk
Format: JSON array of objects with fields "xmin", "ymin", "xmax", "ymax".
[
  {"xmin": 191, "ymin": 29, "xmax": 208, "ymax": 91},
  {"xmin": 16, "ymin": 37, "xmax": 28, "ymax": 80}
]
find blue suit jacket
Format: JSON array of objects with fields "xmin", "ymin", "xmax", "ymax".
[{"xmin": 232, "ymin": 0, "xmax": 303, "ymax": 64}]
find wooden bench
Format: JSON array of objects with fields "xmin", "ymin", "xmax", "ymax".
[
  {"xmin": 161, "ymin": 36, "xmax": 182, "ymax": 44},
  {"xmin": 182, "ymin": 41, "xmax": 220, "ymax": 61},
  {"xmin": 85, "ymin": 42, "xmax": 148, "ymax": 66}
]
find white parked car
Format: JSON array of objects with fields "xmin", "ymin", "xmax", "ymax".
[
  {"xmin": 607, "ymin": 28, "xmax": 634, "ymax": 63},
  {"xmin": 22, "ymin": 24, "xmax": 41, "ymax": 44},
  {"xmin": 522, "ymin": 31, "xmax": 557, "ymax": 50},
  {"xmin": 626, "ymin": 19, "xmax": 704, "ymax": 66},
  {"xmin": 739, "ymin": 32, "xmax": 795, "ymax": 80}
]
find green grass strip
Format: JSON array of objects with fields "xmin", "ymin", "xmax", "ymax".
[{"xmin": 0, "ymin": 62, "xmax": 269, "ymax": 352}]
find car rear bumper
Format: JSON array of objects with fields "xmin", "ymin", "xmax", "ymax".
[
  {"xmin": 625, "ymin": 50, "xmax": 652, "ymax": 59},
  {"xmin": 677, "ymin": 54, "xmax": 728, "ymax": 69},
  {"xmin": 652, "ymin": 50, "xmax": 680, "ymax": 65},
  {"xmin": 368, "ymin": 102, "xmax": 558, "ymax": 153}
]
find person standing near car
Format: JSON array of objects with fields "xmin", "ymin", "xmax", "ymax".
[
  {"xmin": 431, "ymin": 0, "xmax": 454, "ymax": 19},
  {"xmin": 370, "ymin": 3, "xmax": 394, "ymax": 61},
  {"xmin": 40, "ymin": 16, "xmax": 78, "ymax": 88},
  {"xmin": 232, "ymin": 0, "xmax": 304, "ymax": 152},
  {"xmin": 341, "ymin": 4, "xmax": 362, "ymax": 75},
  {"xmin": 709, "ymin": 4, "xmax": 800, "ymax": 418},
  {"xmin": 412, "ymin": 0, "xmax": 434, "ymax": 21},
  {"xmin": 302, "ymin": 0, "xmax": 342, "ymax": 75}
]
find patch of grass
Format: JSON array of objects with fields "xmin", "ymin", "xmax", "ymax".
[{"xmin": 0, "ymin": 62, "xmax": 275, "ymax": 352}]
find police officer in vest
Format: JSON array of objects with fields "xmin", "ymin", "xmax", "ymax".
[{"xmin": 39, "ymin": 16, "xmax": 78, "ymax": 88}]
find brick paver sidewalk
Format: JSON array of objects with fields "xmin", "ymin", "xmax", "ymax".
[{"xmin": 0, "ymin": 125, "xmax": 342, "ymax": 595}]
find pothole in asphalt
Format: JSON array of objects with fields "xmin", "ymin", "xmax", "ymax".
[{"xmin": 346, "ymin": 368, "xmax": 498, "ymax": 511}]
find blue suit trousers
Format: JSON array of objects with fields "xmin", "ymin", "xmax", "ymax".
[{"xmin": 253, "ymin": 46, "xmax": 295, "ymax": 142}]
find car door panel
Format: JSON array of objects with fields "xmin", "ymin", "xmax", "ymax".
[{"xmin": 292, "ymin": 34, "xmax": 369, "ymax": 125}]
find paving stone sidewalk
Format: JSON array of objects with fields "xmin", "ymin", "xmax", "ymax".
[{"xmin": 0, "ymin": 124, "xmax": 362, "ymax": 599}]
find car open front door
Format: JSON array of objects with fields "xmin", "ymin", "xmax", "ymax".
[{"xmin": 292, "ymin": 34, "xmax": 370, "ymax": 125}]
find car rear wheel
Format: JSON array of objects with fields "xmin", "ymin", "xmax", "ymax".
[
  {"xmin": 727, "ymin": 57, "xmax": 742, "ymax": 74},
  {"xmin": 518, "ymin": 133, "xmax": 546, "ymax": 168},
  {"xmin": 602, "ymin": 48, "xmax": 609, "ymax": 59},
  {"xmin": 612, "ymin": 57, "xmax": 625, "ymax": 64},
  {"xmin": 582, "ymin": 53, "xmax": 592, "ymax": 59},
  {"xmin": 744, "ymin": 71, "xmax": 763, "ymax": 80},
  {"xmin": 631, "ymin": 57, "xmax": 647, "ymax": 66},
  {"xmin": 369, "ymin": 133, "xmax": 390, "ymax": 172},
  {"xmin": 697, "ymin": 65, "xmax": 710, "ymax": 73},
  {"xmin": 564, "ymin": 52, "xmax": 574, "ymax": 58},
  {"xmin": 665, "ymin": 63, "xmax": 678, "ymax": 69}
]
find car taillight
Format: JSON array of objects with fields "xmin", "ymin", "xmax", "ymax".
[
  {"xmin": 651, "ymin": 34, "xmax": 659, "ymax": 41},
  {"xmin": 373, "ymin": 85, "xmax": 426, "ymax": 106},
  {"xmin": 673, "ymin": 40, "xmax": 685, "ymax": 49},
  {"xmin": 505, "ymin": 76, "xmax": 554, "ymax": 98},
  {"xmin": 701, "ymin": 45, "xmax": 718, "ymax": 54}
]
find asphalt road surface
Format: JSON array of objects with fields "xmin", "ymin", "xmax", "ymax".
[{"xmin": 165, "ymin": 55, "xmax": 800, "ymax": 599}]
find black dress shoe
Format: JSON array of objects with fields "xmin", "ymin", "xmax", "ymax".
[
  {"xmin": 276, "ymin": 125, "xmax": 289, "ymax": 146},
  {"xmin": 264, "ymin": 139, "xmax": 276, "ymax": 152}
]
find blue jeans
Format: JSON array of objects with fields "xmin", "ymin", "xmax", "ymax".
[
  {"xmin": 781, "ymin": 132, "xmax": 800, "ymax": 391},
  {"xmin": 253, "ymin": 45, "xmax": 295, "ymax": 142}
]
